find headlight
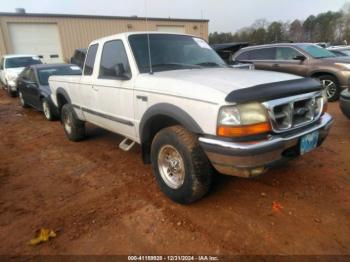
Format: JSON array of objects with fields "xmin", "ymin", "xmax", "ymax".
[
  {"xmin": 335, "ymin": 63, "xmax": 350, "ymax": 70},
  {"xmin": 217, "ymin": 102, "xmax": 271, "ymax": 137}
]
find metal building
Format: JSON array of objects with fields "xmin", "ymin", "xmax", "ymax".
[{"xmin": 0, "ymin": 11, "xmax": 209, "ymax": 63}]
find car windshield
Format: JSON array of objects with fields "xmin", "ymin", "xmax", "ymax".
[
  {"xmin": 38, "ymin": 65, "xmax": 82, "ymax": 85},
  {"xmin": 298, "ymin": 44, "xmax": 336, "ymax": 59},
  {"xmin": 5, "ymin": 57, "xmax": 42, "ymax": 68},
  {"xmin": 128, "ymin": 34, "xmax": 227, "ymax": 73}
]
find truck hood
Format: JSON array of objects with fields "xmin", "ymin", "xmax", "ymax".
[
  {"xmin": 4, "ymin": 67, "xmax": 25, "ymax": 77},
  {"xmin": 135, "ymin": 68, "xmax": 302, "ymax": 104}
]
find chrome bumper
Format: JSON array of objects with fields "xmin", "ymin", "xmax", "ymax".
[{"xmin": 199, "ymin": 113, "xmax": 333, "ymax": 177}]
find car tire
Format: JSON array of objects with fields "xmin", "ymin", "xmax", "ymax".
[
  {"xmin": 61, "ymin": 104, "xmax": 86, "ymax": 141},
  {"xmin": 18, "ymin": 91, "xmax": 28, "ymax": 108},
  {"xmin": 42, "ymin": 98, "xmax": 57, "ymax": 121},
  {"xmin": 318, "ymin": 75, "xmax": 340, "ymax": 102},
  {"xmin": 151, "ymin": 125, "xmax": 213, "ymax": 204}
]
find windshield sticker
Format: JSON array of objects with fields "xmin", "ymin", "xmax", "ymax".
[
  {"xmin": 70, "ymin": 66, "xmax": 81, "ymax": 70},
  {"xmin": 193, "ymin": 38, "xmax": 211, "ymax": 49}
]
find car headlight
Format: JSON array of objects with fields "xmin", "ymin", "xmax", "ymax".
[
  {"xmin": 335, "ymin": 63, "xmax": 350, "ymax": 70},
  {"xmin": 217, "ymin": 102, "xmax": 271, "ymax": 137}
]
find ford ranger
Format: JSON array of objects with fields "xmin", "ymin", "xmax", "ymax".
[{"xmin": 49, "ymin": 32, "xmax": 333, "ymax": 204}]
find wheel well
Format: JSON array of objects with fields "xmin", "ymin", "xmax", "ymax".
[
  {"xmin": 56, "ymin": 93, "xmax": 68, "ymax": 114},
  {"xmin": 141, "ymin": 115, "xmax": 181, "ymax": 164},
  {"xmin": 311, "ymin": 72, "xmax": 338, "ymax": 82}
]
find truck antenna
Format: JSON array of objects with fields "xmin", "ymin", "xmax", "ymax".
[{"xmin": 145, "ymin": 0, "xmax": 153, "ymax": 74}]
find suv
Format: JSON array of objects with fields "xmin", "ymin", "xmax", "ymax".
[
  {"xmin": 49, "ymin": 32, "xmax": 332, "ymax": 204},
  {"xmin": 0, "ymin": 55, "xmax": 42, "ymax": 96},
  {"xmin": 233, "ymin": 43, "xmax": 350, "ymax": 101}
]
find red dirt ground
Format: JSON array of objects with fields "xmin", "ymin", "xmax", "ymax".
[{"xmin": 0, "ymin": 91, "xmax": 349, "ymax": 255}]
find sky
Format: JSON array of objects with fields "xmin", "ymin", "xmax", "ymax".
[{"xmin": 0, "ymin": 0, "xmax": 349, "ymax": 32}]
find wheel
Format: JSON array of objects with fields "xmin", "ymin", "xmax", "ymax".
[
  {"xmin": 42, "ymin": 98, "xmax": 56, "ymax": 121},
  {"xmin": 18, "ymin": 91, "xmax": 28, "ymax": 108},
  {"xmin": 151, "ymin": 125, "xmax": 213, "ymax": 204},
  {"xmin": 319, "ymin": 75, "xmax": 340, "ymax": 102},
  {"xmin": 61, "ymin": 104, "xmax": 86, "ymax": 141}
]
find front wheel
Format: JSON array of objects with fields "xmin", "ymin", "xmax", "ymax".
[
  {"xmin": 151, "ymin": 125, "xmax": 213, "ymax": 204},
  {"xmin": 42, "ymin": 98, "xmax": 56, "ymax": 121},
  {"xmin": 319, "ymin": 75, "xmax": 340, "ymax": 102},
  {"xmin": 61, "ymin": 104, "xmax": 86, "ymax": 141},
  {"xmin": 18, "ymin": 91, "xmax": 28, "ymax": 108}
]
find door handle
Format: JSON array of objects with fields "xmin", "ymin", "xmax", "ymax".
[
  {"xmin": 272, "ymin": 63, "xmax": 280, "ymax": 68},
  {"xmin": 92, "ymin": 86, "xmax": 99, "ymax": 91},
  {"xmin": 136, "ymin": 95, "xmax": 148, "ymax": 102}
]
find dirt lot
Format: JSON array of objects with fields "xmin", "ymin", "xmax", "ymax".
[{"xmin": 0, "ymin": 90, "xmax": 349, "ymax": 256}]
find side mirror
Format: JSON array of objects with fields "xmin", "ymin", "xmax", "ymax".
[
  {"xmin": 293, "ymin": 55, "xmax": 306, "ymax": 61},
  {"xmin": 113, "ymin": 63, "xmax": 131, "ymax": 80}
]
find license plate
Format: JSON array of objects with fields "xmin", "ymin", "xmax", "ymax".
[{"xmin": 300, "ymin": 131, "xmax": 319, "ymax": 155}]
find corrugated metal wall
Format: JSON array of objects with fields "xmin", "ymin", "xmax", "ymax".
[{"xmin": 0, "ymin": 15, "xmax": 208, "ymax": 61}]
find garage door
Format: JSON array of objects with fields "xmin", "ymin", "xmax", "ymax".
[
  {"xmin": 156, "ymin": 25, "xmax": 185, "ymax": 33},
  {"xmin": 9, "ymin": 23, "xmax": 63, "ymax": 63}
]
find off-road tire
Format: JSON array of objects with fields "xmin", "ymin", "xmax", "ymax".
[
  {"xmin": 61, "ymin": 104, "xmax": 86, "ymax": 141},
  {"xmin": 318, "ymin": 75, "xmax": 340, "ymax": 102},
  {"xmin": 151, "ymin": 125, "xmax": 213, "ymax": 204}
]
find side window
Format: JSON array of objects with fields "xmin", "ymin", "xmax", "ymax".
[
  {"xmin": 99, "ymin": 40, "xmax": 131, "ymax": 79},
  {"xmin": 276, "ymin": 47, "xmax": 301, "ymax": 60},
  {"xmin": 27, "ymin": 69, "xmax": 36, "ymax": 82},
  {"xmin": 250, "ymin": 48, "xmax": 276, "ymax": 60},
  {"xmin": 84, "ymin": 44, "xmax": 98, "ymax": 76},
  {"xmin": 236, "ymin": 51, "xmax": 250, "ymax": 60}
]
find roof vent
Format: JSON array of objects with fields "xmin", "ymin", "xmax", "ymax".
[{"xmin": 15, "ymin": 8, "xmax": 26, "ymax": 14}]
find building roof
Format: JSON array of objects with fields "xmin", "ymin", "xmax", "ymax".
[{"xmin": 0, "ymin": 12, "xmax": 209, "ymax": 22}]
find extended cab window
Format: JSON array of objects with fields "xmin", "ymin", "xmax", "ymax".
[
  {"xmin": 249, "ymin": 48, "xmax": 276, "ymax": 60},
  {"xmin": 276, "ymin": 47, "xmax": 301, "ymax": 60},
  {"xmin": 84, "ymin": 44, "xmax": 98, "ymax": 75},
  {"xmin": 99, "ymin": 40, "xmax": 131, "ymax": 79}
]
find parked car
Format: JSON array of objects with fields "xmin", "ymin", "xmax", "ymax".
[
  {"xmin": 327, "ymin": 46, "xmax": 350, "ymax": 57},
  {"xmin": 233, "ymin": 43, "xmax": 350, "ymax": 101},
  {"xmin": 211, "ymin": 42, "xmax": 249, "ymax": 63},
  {"xmin": 0, "ymin": 55, "xmax": 42, "ymax": 97},
  {"xmin": 340, "ymin": 88, "xmax": 350, "ymax": 118},
  {"xmin": 17, "ymin": 64, "xmax": 82, "ymax": 120},
  {"xmin": 49, "ymin": 32, "xmax": 332, "ymax": 204},
  {"xmin": 70, "ymin": 48, "xmax": 87, "ymax": 69}
]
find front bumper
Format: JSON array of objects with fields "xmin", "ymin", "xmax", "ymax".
[
  {"xmin": 199, "ymin": 113, "xmax": 333, "ymax": 177},
  {"xmin": 340, "ymin": 89, "xmax": 350, "ymax": 119}
]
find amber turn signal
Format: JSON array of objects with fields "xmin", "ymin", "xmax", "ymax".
[{"xmin": 217, "ymin": 122, "xmax": 271, "ymax": 137}]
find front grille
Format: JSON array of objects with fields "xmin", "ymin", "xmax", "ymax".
[{"xmin": 264, "ymin": 92, "xmax": 324, "ymax": 133}]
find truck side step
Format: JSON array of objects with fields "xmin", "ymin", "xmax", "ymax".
[{"xmin": 119, "ymin": 138, "xmax": 135, "ymax": 151}]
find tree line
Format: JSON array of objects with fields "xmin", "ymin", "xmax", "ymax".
[{"xmin": 209, "ymin": 3, "xmax": 350, "ymax": 45}]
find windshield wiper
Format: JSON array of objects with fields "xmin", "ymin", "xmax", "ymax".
[
  {"xmin": 195, "ymin": 62, "xmax": 225, "ymax": 67},
  {"xmin": 152, "ymin": 63, "xmax": 201, "ymax": 69}
]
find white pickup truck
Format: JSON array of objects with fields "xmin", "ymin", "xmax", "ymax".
[{"xmin": 49, "ymin": 32, "xmax": 333, "ymax": 204}]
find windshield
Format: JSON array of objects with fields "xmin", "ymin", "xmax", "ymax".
[
  {"xmin": 128, "ymin": 34, "xmax": 227, "ymax": 73},
  {"xmin": 38, "ymin": 65, "xmax": 82, "ymax": 85},
  {"xmin": 5, "ymin": 57, "xmax": 42, "ymax": 69},
  {"xmin": 298, "ymin": 44, "xmax": 336, "ymax": 59}
]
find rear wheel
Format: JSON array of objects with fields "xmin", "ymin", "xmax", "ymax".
[
  {"xmin": 61, "ymin": 104, "xmax": 86, "ymax": 141},
  {"xmin": 318, "ymin": 75, "xmax": 340, "ymax": 102},
  {"xmin": 151, "ymin": 125, "xmax": 213, "ymax": 204}
]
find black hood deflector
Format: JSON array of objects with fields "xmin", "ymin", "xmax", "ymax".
[{"xmin": 225, "ymin": 77, "xmax": 322, "ymax": 103}]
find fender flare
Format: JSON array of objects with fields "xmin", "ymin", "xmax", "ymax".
[
  {"xmin": 308, "ymin": 70, "xmax": 338, "ymax": 78},
  {"xmin": 139, "ymin": 103, "xmax": 203, "ymax": 144}
]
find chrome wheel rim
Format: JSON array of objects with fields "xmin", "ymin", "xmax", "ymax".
[
  {"xmin": 64, "ymin": 113, "xmax": 72, "ymax": 134},
  {"xmin": 158, "ymin": 145, "xmax": 185, "ymax": 189},
  {"xmin": 322, "ymin": 80, "xmax": 337, "ymax": 99},
  {"xmin": 19, "ymin": 92, "xmax": 25, "ymax": 106},
  {"xmin": 43, "ymin": 101, "xmax": 50, "ymax": 119}
]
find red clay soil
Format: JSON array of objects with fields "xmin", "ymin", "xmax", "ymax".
[{"xmin": 0, "ymin": 91, "xmax": 349, "ymax": 255}]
